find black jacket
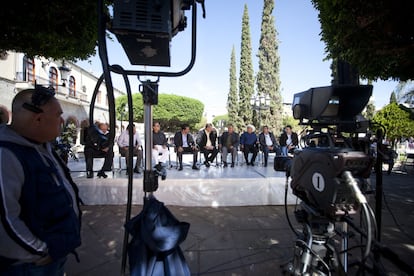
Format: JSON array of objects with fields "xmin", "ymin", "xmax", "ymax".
[
  {"xmin": 258, "ymin": 132, "xmax": 278, "ymax": 149},
  {"xmin": 279, "ymin": 132, "xmax": 299, "ymax": 147},
  {"xmin": 219, "ymin": 131, "xmax": 240, "ymax": 148},
  {"xmin": 197, "ymin": 130, "xmax": 217, "ymax": 149},
  {"xmin": 83, "ymin": 125, "xmax": 111, "ymax": 151},
  {"xmin": 173, "ymin": 131, "xmax": 196, "ymax": 148}
]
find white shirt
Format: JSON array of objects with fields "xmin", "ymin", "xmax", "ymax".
[
  {"xmin": 182, "ymin": 133, "xmax": 188, "ymax": 147},
  {"xmin": 264, "ymin": 133, "xmax": 273, "ymax": 146},
  {"xmin": 117, "ymin": 130, "xmax": 142, "ymax": 147},
  {"xmin": 205, "ymin": 130, "xmax": 212, "ymax": 147},
  {"xmin": 286, "ymin": 134, "xmax": 292, "ymax": 146}
]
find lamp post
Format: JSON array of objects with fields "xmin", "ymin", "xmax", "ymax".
[
  {"xmin": 250, "ymin": 94, "xmax": 271, "ymax": 130},
  {"xmin": 58, "ymin": 60, "xmax": 71, "ymax": 87},
  {"xmin": 120, "ymin": 105, "xmax": 128, "ymax": 131}
]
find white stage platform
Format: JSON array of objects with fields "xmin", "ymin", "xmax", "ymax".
[
  {"xmin": 69, "ymin": 155, "xmax": 298, "ymax": 207},
  {"xmin": 74, "ymin": 176, "xmax": 297, "ymax": 206}
]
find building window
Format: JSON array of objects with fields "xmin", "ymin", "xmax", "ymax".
[
  {"xmin": 24, "ymin": 56, "xmax": 35, "ymax": 84},
  {"xmin": 69, "ymin": 76, "xmax": 76, "ymax": 97},
  {"xmin": 97, "ymin": 90, "xmax": 102, "ymax": 104},
  {"xmin": 49, "ymin": 67, "xmax": 58, "ymax": 91}
]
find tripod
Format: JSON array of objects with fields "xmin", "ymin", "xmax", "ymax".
[{"xmin": 285, "ymin": 203, "xmax": 347, "ymax": 276}]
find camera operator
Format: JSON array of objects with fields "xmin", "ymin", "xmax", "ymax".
[{"xmin": 279, "ymin": 125, "xmax": 298, "ymax": 156}]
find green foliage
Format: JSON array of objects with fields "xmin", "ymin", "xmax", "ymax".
[
  {"xmin": 0, "ymin": 0, "xmax": 104, "ymax": 60},
  {"xmin": 212, "ymin": 114, "xmax": 228, "ymax": 126},
  {"xmin": 282, "ymin": 116, "xmax": 301, "ymax": 135},
  {"xmin": 312, "ymin": 0, "xmax": 414, "ymax": 81},
  {"xmin": 115, "ymin": 93, "xmax": 204, "ymax": 132},
  {"xmin": 194, "ymin": 117, "xmax": 207, "ymax": 133},
  {"xmin": 372, "ymin": 103, "xmax": 414, "ymax": 141},
  {"xmin": 363, "ymin": 100, "xmax": 376, "ymax": 120},
  {"xmin": 238, "ymin": 4, "xmax": 254, "ymax": 125},
  {"xmin": 227, "ymin": 46, "xmax": 243, "ymax": 132},
  {"xmin": 389, "ymin": 92, "xmax": 397, "ymax": 104},
  {"xmin": 256, "ymin": 0, "xmax": 282, "ymax": 133}
]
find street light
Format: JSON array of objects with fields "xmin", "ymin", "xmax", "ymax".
[
  {"xmin": 58, "ymin": 60, "xmax": 71, "ymax": 86},
  {"xmin": 250, "ymin": 94, "xmax": 271, "ymax": 130},
  {"xmin": 120, "ymin": 105, "xmax": 129, "ymax": 131}
]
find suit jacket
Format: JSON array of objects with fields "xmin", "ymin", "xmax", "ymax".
[
  {"xmin": 258, "ymin": 132, "xmax": 277, "ymax": 149},
  {"xmin": 173, "ymin": 131, "xmax": 196, "ymax": 148},
  {"xmin": 219, "ymin": 131, "xmax": 240, "ymax": 148},
  {"xmin": 84, "ymin": 125, "xmax": 111, "ymax": 151},
  {"xmin": 279, "ymin": 132, "xmax": 299, "ymax": 147},
  {"xmin": 197, "ymin": 130, "xmax": 217, "ymax": 149}
]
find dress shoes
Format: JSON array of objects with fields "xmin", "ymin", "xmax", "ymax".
[
  {"xmin": 97, "ymin": 170, "xmax": 108, "ymax": 178},
  {"xmin": 178, "ymin": 166, "xmax": 183, "ymax": 171},
  {"xmin": 192, "ymin": 165, "xmax": 200, "ymax": 170},
  {"xmin": 154, "ymin": 163, "xmax": 163, "ymax": 172},
  {"xmin": 204, "ymin": 161, "xmax": 210, "ymax": 167},
  {"xmin": 133, "ymin": 167, "xmax": 141, "ymax": 174},
  {"xmin": 86, "ymin": 171, "xmax": 93, "ymax": 178},
  {"xmin": 223, "ymin": 162, "xmax": 228, "ymax": 168},
  {"xmin": 231, "ymin": 163, "xmax": 235, "ymax": 168}
]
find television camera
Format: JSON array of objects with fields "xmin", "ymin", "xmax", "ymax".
[{"xmin": 275, "ymin": 85, "xmax": 378, "ymax": 274}]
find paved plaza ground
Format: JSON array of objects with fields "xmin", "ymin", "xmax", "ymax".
[{"xmin": 64, "ymin": 155, "xmax": 414, "ymax": 275}]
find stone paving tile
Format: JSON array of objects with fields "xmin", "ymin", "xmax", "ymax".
[
  {"xmin": 196, "ymin": 249, "xmax": 247, "ymax": 276},
  {"xmin": 63, "ymin": 165, "xmax": 414, "ymax": 275}
]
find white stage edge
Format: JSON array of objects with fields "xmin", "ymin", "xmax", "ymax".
[{"xmin": 76, "ymin": 176, "xmax": 298, "ymax": 207}]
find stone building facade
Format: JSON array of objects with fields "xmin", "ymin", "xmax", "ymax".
[{"xmin": 0, "ymin": 51, "xmax": 125, "ymax": 131}]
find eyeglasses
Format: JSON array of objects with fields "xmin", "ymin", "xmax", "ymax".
[{"xmin": 22, "ymin": 85, "xmax": 56, "ymax": 113}]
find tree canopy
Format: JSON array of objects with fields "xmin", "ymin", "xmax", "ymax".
[
  {"xmin": 0, "ymin": 0, "xmax": 102, "ymax": 60},
  {"xmin": 312, "ymin": 0, "xmax": 414, "ymax": 81},
  {"xmin": 227, "ymin": 46, "xmax": 243, "ymax": 132},
  {"xmin": 371, "ymin": 103, "xmax": 414, "ymax": 141},
  {"xmin": 256, "ymin": 0, "xmax": 282, "ymax": 133},
  {"xmin": 116, "ymin": 93, "xmax": 204, "ymax": 132},
  {"xmin": 238, "ymin": 4, "xmax": 255, "ymax": 125}
]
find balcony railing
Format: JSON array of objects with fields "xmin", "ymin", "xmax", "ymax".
[{"xmin": 15, "ymin": 72, "xmax": 88, "ymax": 102}]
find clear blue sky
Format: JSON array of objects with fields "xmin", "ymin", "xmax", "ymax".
[{"xmin": 77, "ymin": 0, "xmax": 399, "ymax": 114}]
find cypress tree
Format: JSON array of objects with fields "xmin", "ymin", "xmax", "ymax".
[
  {"xmin": 227, "ymin": 46, "xmax": 242, "ymax": 132},
  {"xmin": 238, "ymin": 4, "xmax": 255, "ymax": 128},
  {"xmin": 256, "ymin": 0, "xmax": 282, "ymax": 133},
  {"xmin": 390, "ymin": 91, "xmax": 397, "ymax": 103}
]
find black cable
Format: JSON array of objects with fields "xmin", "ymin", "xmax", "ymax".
[
  {"xmin": 361, "ymin": 203, "xmax": 372, "ymax": 261},
  {"xmin": 343, "ymin": 216, "xmax": 414, "ymax": 275},
  {"xmin": 284, "ymin": 176, "xmax": 299, "ymax": 237}
]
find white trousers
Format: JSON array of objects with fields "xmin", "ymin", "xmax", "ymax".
[{"xmin": 152, "ymin": 145, "xmax": 169, "ymax": 164}]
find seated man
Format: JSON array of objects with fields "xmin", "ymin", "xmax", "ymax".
[
  {"xmin": 84, "ymin": 122, "xmax": 114, "ymax": 178},
  {"xmin": 219, "ymin": 124, "xmax": 239, "ymax": 168},
  {"xmin": 279, "ymin": 125, "xmax": 298, "ymax": 156},
  {"xmin": 117, "ymin": 123, "xmax": 143, "ymax": 174},
  {"xmin": 240, "ymin": 124, "xmax": 258, "ymax": 166},
  {"xmin": 258, "ymin": 125, "xmax": 280, "ymax": 167},
  {"xmin": 152, "ymin": 122, "xmax": 170, "ymax": 169},
  {"xmin": 197, "ymin": 123, "xmax": 219, "ymax": 167},
  {"xmin": 174, "ymin": 124, "xmax": 199, "ymax": 170}
]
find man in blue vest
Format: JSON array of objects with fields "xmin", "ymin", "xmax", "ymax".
[
  {"xmin": 240, "ymin": 124, "xmax": 259, "ymax": 166},
  {"xmin": 0, "ymin": 86, "xmax": 81, "ymax": 275}
]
